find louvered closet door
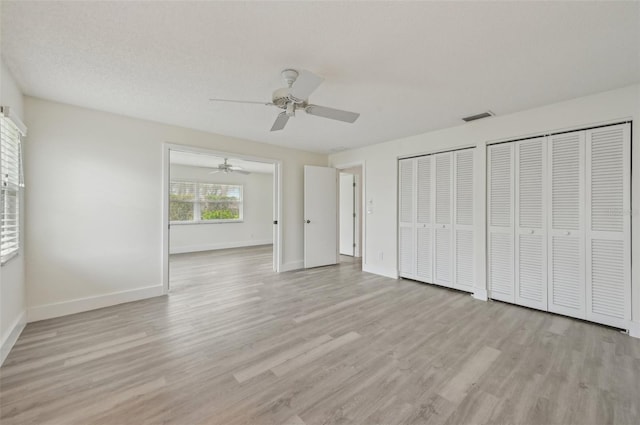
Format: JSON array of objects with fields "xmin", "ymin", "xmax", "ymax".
[
  {"xmin": 586, "ymin": 123, "xmax": 631, "ymax": 328},
  {"xmin": 548, "ymin": 131, "xmax": 586, "ymax": 319},
  {"xmin": 398, "ymin": 159, "xmax": 416, "ymax": 279},
  {"xmin": 515, "ymin": 138, "xmax": 547, "ymax": 310},
  {"xmin": 488, "ymin": 143, "xmax": 514, "ymax": 302},
  {"xmin": 434, "ymin": 152, "xmax": 453, "ymax": 287},
  {"xmin": 453, "ymin": 149, "xmax": 474, "ymax": 292},
  {"xmin": 415, "ymin": 156, "xmax": 434, "ymax": 282}
]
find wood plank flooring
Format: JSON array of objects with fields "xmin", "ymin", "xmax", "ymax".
[{"xmin": 2, "ymin": 245, "xmax": 640, "ymax": 424}]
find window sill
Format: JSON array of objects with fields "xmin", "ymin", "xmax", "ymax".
[{"xmin": 170, "ymin": 220, "xmax": 244, "ymax": 225}]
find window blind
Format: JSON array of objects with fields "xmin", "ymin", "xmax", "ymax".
[{"xmin": 1, "ymin": 114, "xmax": 23, "ymax": 264}]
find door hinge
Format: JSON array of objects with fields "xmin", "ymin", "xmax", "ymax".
[
  {"xmin": 353, "ymin": 243, "xmax": 356, "ymax": 247},
  {"xmin": 353, "ymin": 182, "xmax": 356, "ymax": 187},
  {"xmin": 273, "ymin": 220, "xmax": 278, "ymax": 225},
  {"xmin": 353, "ymin": 213, "xmax": 356, "ymax": 218}
]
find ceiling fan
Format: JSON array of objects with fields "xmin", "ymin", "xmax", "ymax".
[
  {"xmin": 209, "ymin": 69, "xmax": 360, "ymax": 131},
  {"xmin": 209, "ymin": 158, "xmax": 250, "ymax": 175}
]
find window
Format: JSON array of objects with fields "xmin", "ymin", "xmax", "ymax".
[
  {"xmin": 1, "ymin": 111, "xmax": 24, "ymax": 264},
  {"xmin": 170, "ymin": 181, "xmax": 243, "ymax": 223}
]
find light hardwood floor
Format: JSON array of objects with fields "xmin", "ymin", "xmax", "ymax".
[{"xmin": 2, "ymin": 245, "xmax": 640, "ymax": 424}]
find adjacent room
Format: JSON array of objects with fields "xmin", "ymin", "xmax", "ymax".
[{"xmin": 1, "ymin": 1, "xmax": 640, "ymax": 424}]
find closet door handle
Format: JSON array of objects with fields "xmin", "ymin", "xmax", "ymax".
[{"xmin": 565, "ymin": 231, "xmax": 570, "ymax": 236}]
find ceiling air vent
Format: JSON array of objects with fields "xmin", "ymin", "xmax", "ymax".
[{"xmin": 462, "ymin": 111, "xmax": 494, "ymax": 122}]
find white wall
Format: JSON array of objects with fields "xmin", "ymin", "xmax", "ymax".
[
  {"xmin": 24, "ymin": 97, "xmax": 326, "ymax": 321},
  {"xmin": 329, "ymin": 84, "xmax": 640, "ymax": 336},
  {"xmin": 169, "ymin": 164, "xmax": 273, "ymax": 253},
  {"xmin": 0, "ymin": 58, "xmax": 26, "ymax": 365}
]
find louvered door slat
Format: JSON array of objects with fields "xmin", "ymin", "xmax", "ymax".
[
  {"xmin": 488, "ymin": 144, "xmax": 514, "ymax": 302},
  {"xmin": 515, "ymin": 138, "xmax": 547, "ymax": 310},
  {"xmin": 434, "ymin": 152, "xmax": 452, "ymax": 287},
  {"xmin": 548, "ymin": 131, "xmax": 585, "ymax": 319},
  {"xmin": 586, "ymin": 123, "xmax": 630, "ymax": 328},
  {"xmin": 399, "ymin": 159, "xmax": 414, "ymax": 224},
  {"xmin": 453, "ymin": 149, "xmax": 474, "ymax": 292},
  {"xmin": 398, "ymin": 159, "xmax": 415, "ymax": 278}
]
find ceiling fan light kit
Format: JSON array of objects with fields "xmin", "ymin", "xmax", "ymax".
[
  {"xmin": 209, "ymin": 158, "xmax": 250, "ymax": 175},
  {"xmin": 210, "ymin": 68, "xmax": 360, "ymax": 131}
]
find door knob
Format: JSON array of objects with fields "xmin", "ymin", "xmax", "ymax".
[
  {"xmin": 565, "ymin": 231, "xmax": 570, "ymax": 236},
  {"xmin": 529, "ymin": 230, "xmax": 535, "ymax": 234},
  {"xmin": 306, "ymin": 220, "xmax": 311, "ymax": 224}
]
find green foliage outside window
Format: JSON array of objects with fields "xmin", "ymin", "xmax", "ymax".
[{"xmin": 169, "ymin": 181, "xmax": 242, "ymax": 222}]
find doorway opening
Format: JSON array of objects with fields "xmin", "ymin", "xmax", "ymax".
[
  {"xmin": 336, "ymin": 163, "xmax": 364, "ymax": 268},
  {"xmin": 162, "ymin": 144, "xmax": 282, "ymax": 293}
]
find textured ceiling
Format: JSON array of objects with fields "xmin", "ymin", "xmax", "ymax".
[
  {"xmin": 2, "ymin": 1, "xmax": 639, "ymax": 153},
  {"xmin": 170, "ymin": 151, "xmax": 274, "ymax": 174}
]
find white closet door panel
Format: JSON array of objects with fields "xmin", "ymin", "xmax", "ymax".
[
  {"xmin": 417, "ymin": 156, "xmax": 432, "ymax": 225},
  {"xmin": 399, "ymin": 224, "xmax": 415, "ymax": 278},
  {"xmin": 416, "ymin": 226, "xmax": 433, "ymax": 282},
  {"xmin": 548, "ymin": 131, "xmax": 585, "ymax": 319},
  {"xmin": 435, "ymin": 227, "xmax": 452, "ymax": 287},
  {"xmin": 455, "ymin": 229, "xmax": 474, "ymax": 292},
  {"xmin": 517, "ymin": 234, "xmax": 546, "ymax": 308},
  {"xmin": 489, "ymin": 144, "xmax": 513, "ymax": 228},
  {"xmin": 434, "ymin": 152, "xmax": 453, "ymax": 287},
  {"xmin": 453, "ymin": 149, "xmax": 474, "ymax": 292},
  {"xmin": 455, "ymin": 150, "xmax": 474, "ymax": 226},
  {"xmin": 415, "ymin": 156, "xmax": 434, "ymax": 283},
  {"xmin": 488, "ymin": 231, "xmax": 514, "ymax": 301},
  {"xmin": 435, "ymin": 153, "xmax": 452, "ymax": 225},
  {"xmin": 586, "ymin": 123, "xmax": 630, "ymax": 328},
  {"xmin": 399, "ymin": 159, "xmax": 414, "ymax": 224},
  {"xmin": 515, "ymin": 138, "xmax": 547, "ymax": 310},
  {"xmin": 488, "ymin": 144, "xmax": 514, "ymax": 302},
  {"xmin": 398, "ymin": 158, "xmax": 416, "ymax": 278},
  {"xmin": 517, "ymin": 139, "xmax": 545, "ymax": 229}
]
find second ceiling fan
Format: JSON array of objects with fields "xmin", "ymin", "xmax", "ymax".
[{"xmin": 210, "ymin": 69, "xmax": 360, "ymax": 132}]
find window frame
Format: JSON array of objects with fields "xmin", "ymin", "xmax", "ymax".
[
  {"xmin": 169, "ymin": 180, "xmax": 244, "ymax": 224},
  {"xmin": 1, "ymin": 112, "xmax": 24, "ymax": 266}
]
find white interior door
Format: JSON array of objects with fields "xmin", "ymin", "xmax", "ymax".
[
  {"xmin": 548, "ymin": 131, "xmax": 586, "ymax": 319},
  {"xmin": 398, "ymin": 159, "xmax": 415, "ymax": 278},
  {"xmin": 515, "ymin": 138, "xmax": 547, "ymax": 310},
  {"xmin": 339, "ymin": 173, "xmax": 355, "ymax": 256},
  {"xmin": 585, "ymin": 123, "xmax": 631, "ymax": 328},
  {"xmin": 304, "ymin": 165, "xmax": 338, "ymax": 268},
  {"xmin": 453, "ymin": 149, "xmax": 474, "ymax": 292},
  {"xmin": 434, "ymin": 152, "xmax": 453, "ymax": 288},
  {"xmin": 488, "ymin": 143, "xmax": 515, "ymax": 302}
]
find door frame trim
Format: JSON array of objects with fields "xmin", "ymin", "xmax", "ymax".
[
  {"xmin": 162, "ymin": 143, "xmax": 283, "ymax": 294},
  {"xmin": 334, "ymin": 160, "xmax": 366, "ymax": 266}
]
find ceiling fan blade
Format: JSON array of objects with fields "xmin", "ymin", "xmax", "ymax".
[
  {"xmin": 304, "ymin": 105, "xmax": 360, "ymax": 123},
  {"xmin": 270, "ymin": 112, "xmax": 289, "ymax": 131},
  {"xmin": 233, "ymin": 170, "xmax": 251, "ymax": 175},
  {"xmin": 288, "ymin": 70, "xmax": 324, "ymax": 101},
  {"xmin": 210, "ymin": 98, "xmax": 273, "ymax": 106}
]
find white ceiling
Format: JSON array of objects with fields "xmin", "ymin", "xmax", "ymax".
[
  {"xmin": 170, "ymin": 151, "xmax": 274, "ymax": 174},
  {"xmin": 2, "ymin": 2, "xmax": 639, "ymax": 154}
]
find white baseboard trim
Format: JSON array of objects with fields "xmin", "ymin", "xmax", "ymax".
[
  {"xmin": 1, "ymin": 310, "xmax": 27, "ymax": 366},
  {"xmin": 170, "ymin": 240, "xmax": 272, "ymax": 254},
  {"xmin": 28, "ymin": 285, "xmax": 165, "ymax": 323},
  {"xmin": 280, "ymin": 260, "xmax": 304, "ymax": 272},
  {"xmin": 362, "ymin": 264, "xmax": 398, "ymax": 279},
  {"xmin": 472, "ymin": 288, "xmax": 488, "ymax": 301},
  {"xmin": 629, "ymin": 321, "xmax": 640, "ymax": 339}
]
